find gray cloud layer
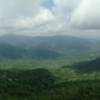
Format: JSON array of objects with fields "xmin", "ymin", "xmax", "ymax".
[{"xmin": 0, "ymin": 0, "xmax": 100, "ymax": 36}]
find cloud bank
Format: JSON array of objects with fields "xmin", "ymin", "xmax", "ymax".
[
  {"xmin": 71, "ymin": 0, "xmax": 100, "ymax": 30},
  {"xmin": 0, "ymin": 0, "xmax": 100, "ymax": 36}
]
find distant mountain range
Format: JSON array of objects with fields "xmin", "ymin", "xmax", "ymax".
[{"xmin": 0, "ymin": 34, "xmax": 97, "ymax": 59}]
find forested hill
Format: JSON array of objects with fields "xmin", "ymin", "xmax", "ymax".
[
  {"xmin": 74, "ymin": 57, "xmax": 100, "ymax": 73},
  {"xmin": 0, "ymin": 34, "xmax": 95, "ymax": 59},
  {"xmin": 0, "ymin": 35, "xmax": 91, "ymax": 49}
]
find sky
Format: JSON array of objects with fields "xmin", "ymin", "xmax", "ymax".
[{"xmin": 0, "ymin": 0, "xmax": 100, "ymax": 37}]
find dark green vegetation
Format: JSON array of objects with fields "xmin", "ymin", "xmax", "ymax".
[
  {"xmin": 0, "ymin": 69, "xmax": 55, "ymax": 95},
  {"xmin": 0, "ymin": 35, "xmax": 100, "ymax": 99},
  {"xmin": 0, "ymin": 69, "xmax": 100, "ymax": 100},
  {"xmin": 74, "ymin": 57, "xmax": 100, "ymax": 73}
]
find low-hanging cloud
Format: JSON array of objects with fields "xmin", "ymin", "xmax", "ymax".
[
  {"xmin": 0, "ymin": 0, "xmax": 100, "ymax": 36},
  {"xmin": 0, "ymin": 0, "xmax": 80, "ymax": 35},
  {"xmin": 71, "ymin": 0, "xmax": 100, "ymax": 29}
]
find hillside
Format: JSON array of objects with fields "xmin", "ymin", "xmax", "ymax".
[
  {"xmin": 0, "ymin": 43, "xmax": 26, "ymax": 59},
  {"xmin": 0, "ymin": 35, "xmax": 93, "ymax": 59},
  {"xmin": 0, "ymin": 35, "xmax": 91, "ymax": 50},
  {"xmin": 0, "ymin": 68, "xmax": 100, "ymax": 100},
  {"xmin": 74, "ymin": 57, "xmax": 100, "ymax": 73}
]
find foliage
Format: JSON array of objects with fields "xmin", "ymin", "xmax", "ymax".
[
  {"xmin": 74, "ymin": 57, "xmax": 100, "ymax": 73},
  {"xmin": 0, "ymin": 69, "xmax": 100, "ymax": 99},
  {"xmin": 0, "ymin": 35, "xmax": 100, "ymax": 99}
]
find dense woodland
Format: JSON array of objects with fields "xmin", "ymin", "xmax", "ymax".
[
  {"xmin": 0, "ymin": 35, "xmax": 100, "ymax": 99},
  {"xmin": 0, "ymin": 68, "xmax": 100, "ymax": 100}
]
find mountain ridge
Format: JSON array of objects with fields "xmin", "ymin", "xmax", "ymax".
[{"xmin": 0, "ymin": 34, "xmax": 95, "ymax": 59}]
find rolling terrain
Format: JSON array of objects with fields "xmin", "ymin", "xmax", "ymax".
[
  {"xmin": 0, "ymin": 35, "xmax": 100, "ymax": 99},
  {"xmin": 0, "ymin": 34, "xmax": 98, "ymax": 60}
]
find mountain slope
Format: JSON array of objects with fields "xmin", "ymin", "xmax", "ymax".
[
  {"xmin": 0, "ymin": 43, "xmax": 26, "ymax": 59},
  {"xmin": 75, "ymin": 57, "xmax": 100, "ymax": 73},
  {"xmin": 0, "ymin": 34, "xmax": 92, "ymax": 49},
  {"xmin": 0, "ymin": 34, "xmax": 94, "ymax": 59}
]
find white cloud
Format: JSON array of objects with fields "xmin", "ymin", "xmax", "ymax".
[
  {"xmin": 71, "ymin": 0, "xmax": 100, "ymax": 29},
  {"xmin": 2, "ymin": 0, "xmax": 99, "ymax": 36},
  {"xmin": 0, "ymin": 0, "xmax": 73, "ymax": 35},
  {"xmin": 15, "ymin": 7, "xmax": 55, "ymax": 29}
]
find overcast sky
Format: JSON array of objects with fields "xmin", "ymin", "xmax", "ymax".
[{"xmin": 0, "ymin": 0, "xmax": 100, "ymax": 37}]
